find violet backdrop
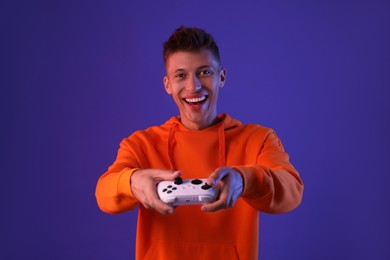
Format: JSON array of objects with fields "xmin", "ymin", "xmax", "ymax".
[{"xmin": 2, "ymin": 0, "xmax": 389, "ymax": 259}]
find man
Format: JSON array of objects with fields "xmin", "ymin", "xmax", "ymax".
[{"xmin": 96, "ymin": 26, "xmax": 303, "ymax": 260}]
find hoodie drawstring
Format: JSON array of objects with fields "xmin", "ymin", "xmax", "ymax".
[
  {"xmin": 218, "ymin": 121, "xmax": 226, "ymax": 167},
  {"xmin": 168, "ymin": 123, "xmax": 178, "ymax": 170}
]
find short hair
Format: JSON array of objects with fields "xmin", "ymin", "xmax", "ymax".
[{"xmin": 163, "ymin": 26, "xmax": 221, "ymax": 66}]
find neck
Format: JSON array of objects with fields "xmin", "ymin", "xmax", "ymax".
[{"xmin": 181, "ymin": 116, "xmax": 220, "ymax": 130}]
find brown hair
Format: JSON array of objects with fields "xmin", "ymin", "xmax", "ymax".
[{"xmin": 163, "ymin": 26, "xmax": 221, "ymax": 66}]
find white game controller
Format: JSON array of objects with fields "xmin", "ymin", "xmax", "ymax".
[{"xmin": 157, "ymin": 178, "xmax": 219, "ymax": 206}]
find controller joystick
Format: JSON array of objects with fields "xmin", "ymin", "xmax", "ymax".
[
  {"xmin": 174, "ymin": 177, "xmax": 183, "ymax": 185},
  {"xmin": 201, "ymin": 183, "xmax": 212, "ymax": 190}
]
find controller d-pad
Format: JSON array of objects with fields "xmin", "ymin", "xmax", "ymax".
[
  {"xmin": 191, "ymin": 179, "xmax": 203, "ymax": 185},
  {"xmin": 162, "ymin": 185, "xmax": 177, "ymax": 193}
]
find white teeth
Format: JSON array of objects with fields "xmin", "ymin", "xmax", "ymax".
[{"xmin": 185, "ymin": 96, "xmax": 206, "ymax": 103}]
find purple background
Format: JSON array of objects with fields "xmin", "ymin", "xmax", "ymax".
[{"xmin": 2, "ymin": 0, "xmax": 389, "ymax": 259}]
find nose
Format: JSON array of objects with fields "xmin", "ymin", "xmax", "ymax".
[{"xmin": 186, "ymin": 74, "xmax": 201, "ymax": 91}]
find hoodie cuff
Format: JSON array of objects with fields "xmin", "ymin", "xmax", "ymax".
[
  {"xmin": 232, "ymin": 165, "xmax": 266, "ymax": 197},
  {"xmin": 117, "ymin": 168, "xmax": 140, "ymax": 199}
]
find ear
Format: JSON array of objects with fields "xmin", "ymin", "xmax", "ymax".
[
  {"xmin": 163, "ymin": 76, "xmax": 172, "ymax": 94},
  {"xmin": 219, "ymin": 68, "xmax": 227, "ymax": 88}
]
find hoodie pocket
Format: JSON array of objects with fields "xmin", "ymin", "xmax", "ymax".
[{"xmin": 143, "ymin": 240, "xmax": 239, "ymax": 260}]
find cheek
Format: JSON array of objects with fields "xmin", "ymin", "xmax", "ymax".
[
  {"xmin": 170, "ymin": 87, "xmax": 180, "ymax": 97},
  {"xmin": 170, "ymin": 89, "xmax": 182, "ymax": 102},
  {"xmin": 209, "ymin": 81, "xmax": 221, "ymax": 95}
]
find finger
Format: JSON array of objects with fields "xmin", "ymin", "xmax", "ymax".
[
  {"xmin": 167, "ymin": 170, "xmax": 182, "ymax": 180},
  {"xmin": 206, "ymin": 167, "xmax": 228, "ymax": 186},
  {"xmin": 201, "ymin": 198, "xmax": 227, "ymax": 212},
  {"xmin": 201, "ymin": 189, "xmax": 230, "ymax": 212},
  {"xmin": 154, "ymin": 170, "xmax": 182, "ymax": 182},
  {"xmin": 150, "ymin": 199, "xmax": 175, "ymax": 215},
  {"xmin": 143, "ymin": 192, "xmax": 175, "ymax": 215}
]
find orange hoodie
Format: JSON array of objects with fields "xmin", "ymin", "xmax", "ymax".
[{"xmin": 96, "ymin": 114, "xmax": 303, "ymax": 260}]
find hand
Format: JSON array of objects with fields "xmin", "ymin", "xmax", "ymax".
[
  {"xmin": 201, "ymin": 167, "xmax": 243, "ymax": 212},
  {"xmin": 130, "ymin": 169, "xmax": 182, "ymax": 215}
]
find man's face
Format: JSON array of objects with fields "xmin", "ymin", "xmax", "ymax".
[{"xmin": 163, "ymin": 49, "xmax": 226, "ymax": 130}]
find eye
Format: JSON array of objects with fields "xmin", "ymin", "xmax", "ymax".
[
  {"xmin": 174, "ymin": 73, "xmax": 186, "ymax": 79},
  {"xmin": 199, "ymin": 69, "xmax": 213, "ymax": 77}
]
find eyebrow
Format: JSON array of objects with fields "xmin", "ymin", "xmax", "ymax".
[
  {"xmin": 173, "ymin": 68, "xmax": 186, "ymax": 74},
  {"xmin": 197, "ymin": 65, "xmax": 213, "ymax": 70},
  {"xmin": 172, "ymin": 65, "xmax": 213, "ymax": 74}
]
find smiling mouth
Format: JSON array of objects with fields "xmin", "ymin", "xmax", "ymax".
[{"xmin": 183, "ymin": 95, "xmax": 208, "ymax": 105}]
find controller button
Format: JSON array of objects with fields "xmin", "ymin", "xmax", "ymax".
[
  {"xmin": 167, "ymin": 185, "xmax": 172, "ymax": 188},
  {"xmin": 174, "ymin": 177, "xmax": 183, "ymax": 185},
  {"xmin": 201, "ymin": 184, "xmax": 212, "ymax": 190},
  {"xmin": 163, "ymin": 188, "xmax": 168, "ymax": 192},
  {"xmin": 172, "ymin": 187, "xmax": 177, "ymax": 190},
  {"xmin": 191, "ymin": 179, "xmax": 203, "ymax": 185},
  {"xmin": 167, "ymin": 190, "xmax": 172, "ymax": 194}
]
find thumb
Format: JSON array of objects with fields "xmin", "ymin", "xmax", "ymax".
[
  {"xmin": 206, "ymin": 167, "xmax": 227, "ymax": 186},
  {"xmin": 155, "ymin": 170, "xmax": 182, "ymax": 181}
]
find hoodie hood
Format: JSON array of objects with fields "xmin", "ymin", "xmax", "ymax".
[
  {"xmin": 164, "ymin": 113, "xmax": 242, "ymax": 131},
  {"xmin": 162, "ymin": 114, "xmax": 242, "ymax": 170}
]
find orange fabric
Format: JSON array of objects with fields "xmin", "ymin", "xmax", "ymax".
[{"xmin": 95, "ymin": 114, "xmax": 303, "ymax": 260}]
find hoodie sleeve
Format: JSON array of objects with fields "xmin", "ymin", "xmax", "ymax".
[
  {"xmin": 233, "ymin": 130, "xmax": 303, "ymax": 213},
  {"xmin": 95, "ymin": 138, "xmax": 140, "ymax": 214}
]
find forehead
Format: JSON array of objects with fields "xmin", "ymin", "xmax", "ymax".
[{"xmin": 165, "ymin": 49, "xmax": 219, "ymax": 73}]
